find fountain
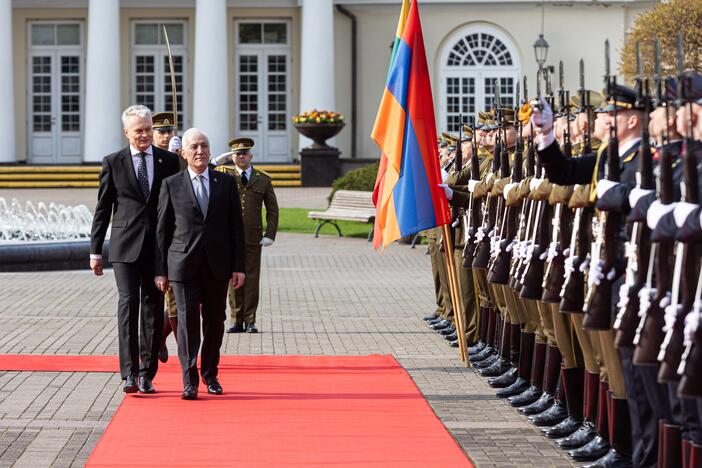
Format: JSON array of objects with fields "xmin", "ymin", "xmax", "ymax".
[{"xmin": 0, "ymin": 197, "xmax": 110, "ymax": 272}]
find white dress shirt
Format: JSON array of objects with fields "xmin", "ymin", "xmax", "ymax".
[
  {"xmin": 234, "ymin": 165, "xmax": 252, "ymax": 183},
  {"xmin": 188, "ymin": 167, "xmax": 210, "ymax": 199},
  {"xmin": 130, "ymin": 145, "xmax": 154, "ymax": 189}
]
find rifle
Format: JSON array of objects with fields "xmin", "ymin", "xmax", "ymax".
[
  {"xmin": 473, "ymin": 80, "xmax": 502, "ymax": 269},
  {"xmin": 463, "ymin": 122, "xmax": 483, "ymax": 267},
  {"xmin": 542, "ymin": 61, "xmax": 574, "ymax": 303},
  {"xmin": 450, "ymin": 116, "xmax": 464, "ymax": 250},
  {"xmin": 510, "ymin": 75, "xmax": 536, "ymax": 291},
  {"xmin": 519, "ymin": 69, "xmax": 554, "ymax": 299},
  {"xmin": 658, "ymin": 32, "xmax": 701, "ymax": 382},
  {"xmin": 560, "ymin": 59, "xmax": 592, "ymax": 312},
  {"xmin": 489, "ymin": 83, "xmax": 523, "ymax": 284},
  {"xmin": 614, "ymin": 41, "xmax": 654, "ymax": 348}
]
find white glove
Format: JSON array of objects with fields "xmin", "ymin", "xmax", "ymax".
[
  {"xmin": 628, "ymin": 187, "xmax": 654, "ymax": 210},
  {"xmin": 579, "ymin": 253, "xmax": 591, "ymax": 273},
  {"xmin": 684, "ymin": 308, "xmax": 701, "ymax": 346},
  {"xmin": 663, "ymin": 303, "xmax": 682, "ymax": 333},
  {"xmin": 468, "ymin": 179, "xmax": 480, "ymax": 193},
  {"xmin": 168, "ymin": 136, "xmax": 182, "ymax": 153},
  {"xmin": 260, "ymin": 237, "xmax": 274, "ymax": 247},
  {"xmin": 646, "ymin": 200, "xmax": 676, "ymax": 230},
  {"xmin": 673, "ymin": 202, "xmax": 698, "ymax": 228},
  {"xmin": 441, "ymin": 168, "xmax": 449, "ymax": 183},
  {"xmin": 438, "ymin": 184, "xmax": 453, "ymax": 200},
  {"xmin": 588, "ymin": 259, "xmax": 605, "ymax": 288},
  {"xmin": 596, "ymin": 179, "xmax": 619, "ymax": 199},
  {"xmin": 530, "ymin": 96, "xmax": 554, "ymax": 134},
  {"xmin": 529, "ymin": 178, "xmax": 542, "ymax": 191},
  {"xmin": 214, "ymin": 151, "xmax": 234, "ymax": 166}
]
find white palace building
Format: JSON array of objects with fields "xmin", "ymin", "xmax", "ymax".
[{"xmin": 2, "ymin": 0, "xmax": 655, "ymax": 166}]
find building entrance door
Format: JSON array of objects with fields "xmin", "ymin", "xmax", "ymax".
[{"xmin": 27, "ymin": 22, "xmax": 83, "ymax": 164}]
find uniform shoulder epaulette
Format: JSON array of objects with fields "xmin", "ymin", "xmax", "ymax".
[
  {"xmin": 256, "ymin": 168, "xmax": 272, "ymax": 179},
  {"xmin": 215, "ymin": 164, "xmax": 236, "ymax": 175}
]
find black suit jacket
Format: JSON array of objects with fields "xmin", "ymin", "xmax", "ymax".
[
  {"xmin": 91, "ymin": 146, "xmax": 180, "ymax": 263},
  {"xmin": 155, "ymin": 169, "xmax": 246, "ymax": 282}
]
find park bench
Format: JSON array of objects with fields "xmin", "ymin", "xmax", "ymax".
[{"xmin": 308, "ymin": 190, "xmax": 375, "ymax": 240}]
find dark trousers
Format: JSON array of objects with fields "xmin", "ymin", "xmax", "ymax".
[
  {"xmin": 229, "ymin": 244, "xmax": 262, "ymax": 324},
  {"xmin": 112, "ymin": 249, "xmax": 163, "ymax": 380},
  {"xmin": 668, "ymin": 383, "xmax": 702, "ymax": 445},
  {"xmin": 620, "ymin": 347, "xmax": 658, "ymax": 468},
  {"xmin": 171, "ymin": 260, "xmax": 228, "ymax": 388}
]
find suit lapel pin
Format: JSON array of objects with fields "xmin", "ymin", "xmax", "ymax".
[
  {"xmin": 214, "ymin": 177, "xmax": 218, "ymax": 182},
  {"xmin": 158, "ymin": 158, "xmax": 163, "ymax": 163}
]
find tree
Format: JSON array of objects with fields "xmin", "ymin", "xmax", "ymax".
[{"xmin": 620, "ymin": 0, "xmax": 702, "ymax": 84}]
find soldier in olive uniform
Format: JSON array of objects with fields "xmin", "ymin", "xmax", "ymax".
[{"xmin": 215, "ymin": 138, "xmax": 279, "ymax": 333}]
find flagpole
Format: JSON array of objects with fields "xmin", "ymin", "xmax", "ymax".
[{"xmin": 441, "ymin": 224, "xmax": 469, "ymax": 365}]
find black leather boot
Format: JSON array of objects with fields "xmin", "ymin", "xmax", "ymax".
[
  {"xmin": 558, "ymin": 420, "xmax": 597, "ymax": 450},
  {"xmin": 557, "ymin": 371, "xmax": 599, "ymax": 449},
  {"xmin": 478, "ymin": 358, "xmax": 511, "ymax": 377},
  {"xmin": 473, "ymin": 353, "xmax": 499, "ymax": 368},
  {"xmin": 509, "ymin": 323, "xmax": 521, "ymax": 367},
  {"xmin": 488, "ymin": 366, "xmax": 518, "ymax": 388},
  {"xmin": 543, "ymin": 367, "xmax": 584, "ymax": 438},
  {"xmin": 510, "ymin": 340, "xmax": 546, "ymax": 408},
  {"xmin": 468, "ymin": 341, "xmax": 486, "ymax": 355},
  {"xmin": 582, "ymin": 395, "xmax": 632, "ymax": 468},
  {"xmin": 470, "ymin": 344, "xmax": 495, "ymax": 363},
  {"xmin": 569, "ymin": 381, "xmax": 611, "ymax": 462},
  {"xmin": 529, "ymin": 399, "xmax": 568, "ymax": 427}
]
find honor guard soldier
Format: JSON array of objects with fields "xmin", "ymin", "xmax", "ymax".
[{"xmin": 216, "ymin": 138, "xmax": 279, "ymax": 333}]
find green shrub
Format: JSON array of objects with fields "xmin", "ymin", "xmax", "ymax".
[{"xmin": 328, "ymin": 162, "xmax": 379, "ymax": 205}]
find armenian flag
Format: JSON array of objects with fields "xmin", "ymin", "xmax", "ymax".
[{"xmin": 371, "ymin": 0, "xmax": 451, "ymax": 250}]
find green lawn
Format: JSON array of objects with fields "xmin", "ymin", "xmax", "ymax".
[{"xmin": 267, "ymin": 207, "xmax": 373, "ymax": 239}]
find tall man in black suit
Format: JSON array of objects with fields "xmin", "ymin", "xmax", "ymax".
[
  {"xmin": 155, "ymin": 128, "xmax": 246, "ymax": 400},
  {"xmin": 90, "ymin": 105, "xmax": 180, "ymax": 394}
]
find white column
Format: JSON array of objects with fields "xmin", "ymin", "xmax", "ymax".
[
  {"xmin": 193, "ymin": 0, "xmax": 229, "ymax": 154},
  {"xmin": 83, "ymin": 0, "xmax": 122, "ymax": 162},
  {"xmin": 0, "ymin": 0, "xmax": 16, "ymax": 162},
  {"xmin": 299, "ymin": 0, "xmax": 335, "ymax": 150}
]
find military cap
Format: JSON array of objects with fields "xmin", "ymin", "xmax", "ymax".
[
  {"xmin": 440, "ymin": 131, "xmax": 455, "ymax": 143},
  {"xmin": 573, "ymin": 91, "xmax": 605, "ymax": 113},
  {"xmin": 476, "ymin": 111, "xmax": 491, "ymax": 129},
  {"xmin": 152, "ymin": 112, "xmax": 176, "ymax": 131},
  {"xmin": 228, "ymin": 137, "xmax": 255, "ymax": 152},
  {"xmin": 499, "ymin": 108, "xmax": 516, "ymax": 126},
  {"xmin": 602, "ymin": 84, "xmax": 645, "ymax": 112},
  {"xmin": 461, "ymin": 124, "xmax": 474, "ymax": 141}
]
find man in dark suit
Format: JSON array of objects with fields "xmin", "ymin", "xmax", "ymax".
[
  {"xmin": 155, "ymin": 128, "xmax": 246, "ymax": 400},
  {"xmin": 90, "ymin": 105, "xmax": 180, "ymax": 394}
]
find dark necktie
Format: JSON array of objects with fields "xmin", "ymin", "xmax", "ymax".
[
  {"xmin": 137, "ymin": 152, "xmax": 150, "ymax": 199},
  {"xmin": 241, "ymin": 171, "xmax": 248, "ymax": 186}
]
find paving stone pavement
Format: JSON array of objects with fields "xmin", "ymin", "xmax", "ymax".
[{"xmin": 0, "ymin": 232, "xmax": 579, "ymax": 467}]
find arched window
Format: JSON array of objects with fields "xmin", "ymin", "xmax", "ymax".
[{"xmin": 439, "ymin": 26, "xmax": 520, "ymax": 132}]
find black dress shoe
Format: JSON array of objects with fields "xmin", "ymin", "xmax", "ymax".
[
  {"xmin": 496, "ymin": 376, "xmax": 531, "ymax": 397},
  {"xmin": 582, "ymin": 448, "xmax": 632, "ymax": 468},
  {"xmin": 423, "ymin": 313, "xmax": 439, "ymax": 322},
  {"xmin": 542, "ymin": 416, "xmax": 581, "ymax": 439},
  {"xmin": 138, "ymin": 376, "xmax": 155, "ymax": 394},
  {"xmin": 443, "ymin": 332, "xmax": 458, "ymax": 341},
  {"xmin": 158, "ymin": 345, "xmax": 168, "ymax": 363},
  {"xmin": 508, "ymin": 385, "xmax": 542, "ymax": 407},
  {"xmin": 430, "ymin": 320, "xmax": 452, "ymax": 331},
  {"xmin": 470, "ymin": 346, "xmax": 495, "ymax": 363},
  {"xmin": 439, "ymin": 325, "xmax": 456, "ymax": 336},
  {"xmin": 478, "ymin": 359, "xmax": 511, "ymax": 377},
  {"xmin": 182, "ymin": 385, "xmax": 198, "ymax": 400},
  {"xmin": 206, "ymin": 378, "xmax": 223, "ymax": 395},
  {"xmin": 569, "ymin": 435, "xmax": 611, "ymax": 462},
  {"xmin": 557, "ymin": 421, "xmax": 596, "ymax": 449},
  {"xmin": 517, "ymin": 390, "xmax": 552, "ymax": 413},
  {"xmin": 473, "ymin": 354, "xmax": 499, "ymax": 368},
  {"xmin": 488, "ymin": 367, "xmax": 518, "ymax": 388},
  {"xmin": 427, "ymin": 317, "xmax": 444, "ymax": 326},
  {"xmin": 123, "ymin": 375, "xmax": 137, "ymax": 393},
  {"xmin": 448, "ymin": 339, "xmax": 459, "ymax": 348},
  {"xmin": 227, "ymin": 322, "xmax": 245, "ymax": 333},
  {"xmin": 246, "ymin": 323, "xmax": 258, "ymax": 333},
  {"xmin": 529, "ymin": 400, "xmax": 568, "ymax": 427},
  {"xmin": 468, "ymin": 341, "xmax": 487, "ymax": 355}
]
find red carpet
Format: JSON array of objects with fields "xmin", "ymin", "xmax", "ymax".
[{"xmin": 0, "ymin": 354, "xmax": 471, "ymax": 467}]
